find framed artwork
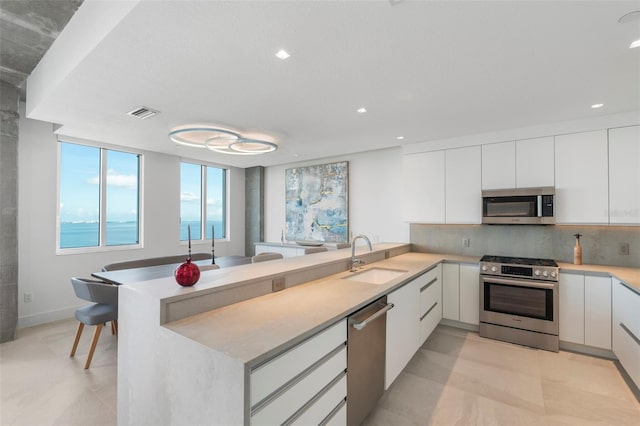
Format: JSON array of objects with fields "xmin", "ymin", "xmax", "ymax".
[{"xmin": 285, "ymin": 161, "xmax": 349, "ymax": 242}]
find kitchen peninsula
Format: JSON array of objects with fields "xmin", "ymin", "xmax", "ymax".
[{"xmin": 116, "ymin": 244, "xmax": 640, "ymax": 425}]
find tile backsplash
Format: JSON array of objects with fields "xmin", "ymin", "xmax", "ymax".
[{"xmin": 410, "ymin": 224, "xmax": 640, "ymax": 267}]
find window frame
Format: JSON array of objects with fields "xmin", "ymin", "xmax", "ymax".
[
  {"xmin": 179, "ymin": 160, "xmax": 228, "ymax": 243},
  {"xmin": 56, "ymin": 138, "xmax": 143, "ymax": 254}
]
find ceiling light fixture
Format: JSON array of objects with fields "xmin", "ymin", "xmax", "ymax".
[
  {"xmin": 619, "ymin": 11, "xmax": 640, "ymax": 24},
  {"xmin": 630, "ymin": 39, "xmax": 640, "ymax": 49},
  {"xmin": 396, "ymin": 136, "xmax": 405, "ymax": 140},
  {"xmin": 169, "ymin": 125, "xmax": 277, "ymax": 155},
  {"xmin": 591, "ymin": 103, "xmax": 604, "ymax": 109},
  {"xmin": 275, "ymin": 49, "xmax": 290, "ymax": 60},
  {"xmin": 357, "ymin": 107, "xmax": 367, "ymax": 113}
]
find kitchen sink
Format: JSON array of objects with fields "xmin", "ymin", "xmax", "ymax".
[{"xmin": 343, "ymin": 267, "xmax": 407, "ymax": 285}]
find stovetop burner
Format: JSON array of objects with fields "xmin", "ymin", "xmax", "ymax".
[{"xmin": 480, "ymin": 255, "xmax": 558, "ymax": 267}]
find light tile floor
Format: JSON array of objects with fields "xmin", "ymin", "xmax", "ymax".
[
  {"xmin": 1, "ymin": 318, "xmax": 117, "ymax": 425},
  {"xmin": 365, "ymin": 325, "xmax": 640, "ymax": 426},
  {"xmin": 1, "ymin": 320, "xmax": 639, "ymax": 425}
]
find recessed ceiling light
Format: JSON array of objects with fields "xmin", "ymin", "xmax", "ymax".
[
  {"xmin": 591, "ymin": 103, "xmax": 604, "ymax": 109},
  {"xmin": 396, "ymin": 136, "xmax": 405, "ymax": 140},
  {"xmin": 275, "ymin": 49, "xmax": 290, "ymax": 60},
  {"xmin": 630, "ymin": 39, "xmax": 640, "ymax": 49},
  {"xmin": 357, "ymin": 107, "xmax": 367, "ymax": 113}
]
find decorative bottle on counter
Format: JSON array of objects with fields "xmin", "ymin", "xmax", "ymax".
[{"xmin": 573, "ymin": 233, "xmax": 583, "ymax": 265}]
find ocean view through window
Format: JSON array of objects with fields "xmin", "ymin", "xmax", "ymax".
[
  {"xmin": 180, "ymin": 162, "xmax": 226, "ymax": 241},
  {"xmin": 59, "ymin": 142, "xmax": 141, "ymax": 250}
]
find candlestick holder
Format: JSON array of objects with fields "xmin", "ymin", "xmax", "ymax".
[{"xmin": 175, "ymin": 224, "xmax": 200, "ymax": 286}]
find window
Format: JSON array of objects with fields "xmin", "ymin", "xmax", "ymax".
[
  {"xmin": 180, "ymin": 162, "xmax": 226, "ymax": 241},
  {"xmin": 58, "ymin": 142, "xmax": 140, "ymax": 250}
]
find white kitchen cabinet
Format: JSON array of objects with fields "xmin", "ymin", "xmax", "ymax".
[
  {"xmin": 402, "ymin": 151, "xmax": 446, "ymax": 223},
  {"xmin": 442, "ymin": 263, "xmax": 460, "ymax": 321},
  {"xmin": 482, "ymin": 141, "xmax": 516, "ymax": 190},
  {"xmin": 515, "ymin": 136, "xmax": 555, "ymax": 188},
  {"xmin": 609, "ymin": 125, "xmax": 640, "ymax": 225},
  {"xmin": 442, "ymin": 263, "xmax": 479, "ymax": 325},
  {"xmin": 459, "ymin": 264, "xmax": 480, "ymax": 325},
  {"xmin": 612, "ymin": 279, "xmax": 640, "ymax": 389},
  {"xmin": 255, "ymin": 243, "xmax": 304, "ymax": 257},
  {"xmin": 559, "ymin": 272, "xmax": 611, "ymax": 350},
  {"xmin": 584, "ymin": 275, "xmax": 611, "ymax": 350},
  {"xmin": 559, "ymin": 273, "xmax": 585, "ymax": 345},
  {"xmin": 419, "ymin": 265, "xmax": 442, "ymax": 345},
  {"xmin": 385, "ymin": 274, "xmax": 421, "ymax": 389},
  {"xmin": 250, "ymin": 320, "xmax": 347, "ymax": 426},
  {"xmin": 554, "ymin": 130, "xmax": 609, "ymax": 224},
  {"xmin": 445, "ymin": 146, "xmax": 482, "ymax": 224}
]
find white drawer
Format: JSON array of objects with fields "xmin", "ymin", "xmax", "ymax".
[
  {"xmin": 613, "ymin": 322, "xmax": 640, "ymax": 389},
  {"xmin": 419, "ymin": 300, "xmax": 441, "ymax": 345},
  {"xmin": 420, "ymin": 272, "xmax": 441, "ymax": 318},
  {"xmin": 291, "ymin": 374, "xmax": 346, "ymax": 426},
  {"xmin": 616, "ymin": 281, "xmax": 640, "ymax": 339},
  {"xmin": 323, "ymin": 399, "xmax": 347, "ymax": 426},
  {"xmin": 251, "ymin": 345, "xmax": 347, "ymax": 426},
  {"xmin": 251, "ymin": 319, "xmax": 346, "ymax": 406}
]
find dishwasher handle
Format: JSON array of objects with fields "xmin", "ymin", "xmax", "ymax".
[{"xmin": 352, "ymin": 302, "xmax": 394, "ymax": 330}]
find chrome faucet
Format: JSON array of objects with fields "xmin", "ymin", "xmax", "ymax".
[{"xmin": 351, "ymin": 234, "xmax": 373, "ymax": 271}]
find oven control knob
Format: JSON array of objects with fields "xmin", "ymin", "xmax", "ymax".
[
  {"xmin": 534, "ymin": 270, "xmax": 541, "ymax": 276},
  {"xmin": 490, "ymin": 266, "xmax": 498, "ymax": 272},
  {"xmin": 481, "ymin": 265, "xmax": 488, "ymax": 272},
  {"xmin": 551, "ymin": 271, "xmax": 557, "ymax": 278},
  {"xmin": 542, "ymin": 270, "xmax": 549, "ymax": 277}
]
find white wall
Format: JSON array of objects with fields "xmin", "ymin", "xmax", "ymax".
[
  {"xmin": 17, "ymin": 103, "xmax": 245, "ymax": 327},
  {"xmin": 264, "ymin": 147, "xmax": 410, "ymax": 245}
]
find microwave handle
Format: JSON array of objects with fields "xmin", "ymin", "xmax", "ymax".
[{"xmin": 537, "ymin": 195, "xmax": 542, "ymax": 217}]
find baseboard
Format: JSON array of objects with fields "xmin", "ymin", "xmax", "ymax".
[
  {"xmin": 439, "ymin": 318, "xmax": 480, "ymax": 332},
  {"xmin": 559, "ymin": 341, "xmax": 616, "ymax": 360},
  {"xmin": 18, "ymin": 306, "xmax": 76, "ymax": 328}
]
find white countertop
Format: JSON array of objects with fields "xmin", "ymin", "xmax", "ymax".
[{"xmin": 148, "ymin": 248, "xmax": 639, "ymax": 368}]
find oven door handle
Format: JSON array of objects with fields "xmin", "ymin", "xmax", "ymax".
[{"xmin": 483, "ymin": 276, "xmax": 556, "ymax": 289}]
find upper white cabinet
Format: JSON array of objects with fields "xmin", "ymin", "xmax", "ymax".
[
  {"xmin": 445, "ymin": 146, "xmax": 482, "ymax": 224},
  {"xmin": 402, "ymin": 151, "xmax": 445, "ymax": 223},
  {"xmin": 482, "ymin": 142, "xmax": 515, "ymax": 190},
  {"xmin": 515, "ymin": 136, "xmax": 555, "ymax": 188},
  {"xmin": 554, "ymin": 130, "xmax": 609, "ymax": 224},
  {"xmin": 609, "ymin": 125, "xmax": 640, "ymax": 225}
]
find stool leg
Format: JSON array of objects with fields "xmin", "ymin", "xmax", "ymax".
[
  {"xmin": 112, "ymin": 320, "xmax": 118, "ymax": 336},
  {"xmin": 110, "ymin": 321, "xmax": 115, "ymax": 335},
  {"xmin": 70, "ymin": 322, "xmax": 84, "ymax": 357},
  {"xmin": 84, "ymin": 324, "xmax": 103, "ymax": 369}
]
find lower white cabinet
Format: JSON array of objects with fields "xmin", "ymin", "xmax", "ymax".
[
  {"xmin": 442, "ymin": 263, "xmax": 479, "ymax": 325},
  {"xmin": 612, "ymin": 279, "xmax": 640, "ymax": 389},
  {"xmin": 385, "ymin": 274, "xmax": 421, "ymax": 389},
  {"xmin": 250, "ymin": 320, "xmax": 347, "ymax": 426},
  {"xmin": 559, "ymin": 273, "xmax": 611, "ymax": 349},
  {"xmin": 419, "ymin": 265, "xmax": 442, "ymax": 345}
]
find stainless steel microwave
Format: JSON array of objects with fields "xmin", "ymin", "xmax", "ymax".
[{"xmin": 482, "ymin": 187, "xmax": 555, "ymax": 225}]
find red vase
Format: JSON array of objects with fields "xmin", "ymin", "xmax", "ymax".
[{"xmin": 174, "ymin": 258, "xmax": 200, "ymax": 286}]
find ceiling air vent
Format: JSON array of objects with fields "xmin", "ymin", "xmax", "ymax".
[{"xmin": 127, "ymin": 106, "xmax": 159, "ymax": 120}]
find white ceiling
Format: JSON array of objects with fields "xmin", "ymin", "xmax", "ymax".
[{"xmin": 26, "ymin": 0, "xmax": 640, "ymax": 168}]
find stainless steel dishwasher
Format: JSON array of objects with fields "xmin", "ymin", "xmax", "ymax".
[{"xmin": 347, "ymin": 295, "xmax": 394, "ymax": 426}]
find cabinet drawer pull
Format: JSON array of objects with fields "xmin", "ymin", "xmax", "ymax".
[
  {"xmin": 319, "ymin": 397, "xmax": 347, "ymax": 426},
  {"xmin": 251, "ymin": 343, "xmax": 345, "ymax": 416},
  {"xmin": 420, "ymin": 277, "xmax": 438, "ymax": 293},
  {"xmin": 620, "ymin": 322, "xmax": 640, "ymax": 346},
  {"xmin": 420, "ymin": 301, "xmax": 438, "ymax": 322},
  {"xmin": 281, "ymin": 371, "xmax": 346, "ymax": 426}
]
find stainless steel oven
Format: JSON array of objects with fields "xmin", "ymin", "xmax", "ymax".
[{"xmin": 479, "ymin": 255, "xmax": 559, "ymax": 352}]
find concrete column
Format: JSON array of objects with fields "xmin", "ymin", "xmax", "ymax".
[
  {"xmin": 0, "ymin": 81, "xmax": 20, "ymax": 342},
  {"xmin": 245, "ymin": 166, "xmax": 264, "ymax": 257}
]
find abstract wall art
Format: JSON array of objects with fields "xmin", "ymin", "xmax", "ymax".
[{"xmin": 285, "ymin": 161, "xmax": 349, "ymax": 243}]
